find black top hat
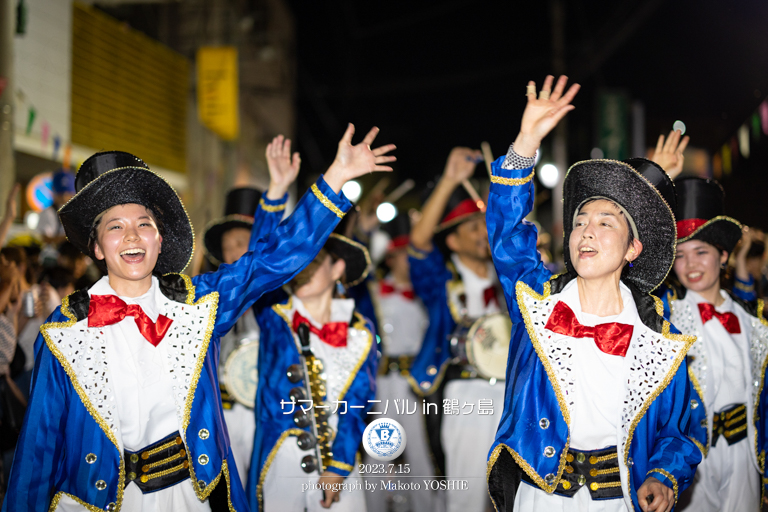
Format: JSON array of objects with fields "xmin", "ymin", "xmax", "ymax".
[
  {"xmin": 674, "ymin": 177, "xmax": 742, "ymax": 253},
  {"xmin": 436, "ymin": 186, "xmax": 484, "ymax": 232},
  {"xmin": 59, "ymin": 151, "xmax": 193, "ymax": 275},
  {"xmin": 203, "ymin": 187, "xmax": 263, "ymax": 265},
  {"xmin": 562, "ymin": 158, "xmax": 677, "ymax": 293},
  {"xmin": 325, "ymin": 233, "xmax": 371, "ymax": 287}
]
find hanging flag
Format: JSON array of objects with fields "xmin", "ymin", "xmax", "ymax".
[
  {"xmin": 63, "ymin": 145, "xmax": 72, "ymax": 170},
  {"xmin": 752, "ymin": 113, "xmax": 761, "ymax": 141},
  {"xmin": 25, "ymin": 106, "xmax": 36, "ymax": 134},
  {"xmin": 760, "ymin": 101, "xmax": 768, "ymax": 136},
  {"xmin": 712, "ymin": 153, "xmax": 722, "ymax": 179},
  {"xmin": 721, "ymin": 144, "xmax": 732, "ymax": 175},
  {"xmin": 52, "ymin": 135, "xmax": 61, "ymax": 159},
  {"xmin": 738, "ymin": 125, "xmax": 750, "ymax": 159},
  {"xmin": 0, "ymin": 77, "xmax": 7, "ymax": 99},
  {"xmin": 41, "ymin": 121, "xmax": 50, "ymax": 147}
]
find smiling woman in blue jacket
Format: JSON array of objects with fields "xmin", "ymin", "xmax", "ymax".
[
  {"xmin": 485, "ymin": 76, "xmax": 701, "ymax": 512},
  {"xmin": 2, "ymin": 124, "xmax": 395, "ymax": 512}
]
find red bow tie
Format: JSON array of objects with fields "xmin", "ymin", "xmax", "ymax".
[
  {"xmin": 88, "ymin": 294, "xmax": 173, "ymax": 347},
  {"xmin": 292, "ymin": 311, "xmax": 348, "ymax": 348},
  {"xmin": 545, "ymin": 301, "xmax": 634, "ymax": 357},
  {"xmin": 483, "ymin": 286, "xmax": 499, "ymax": 308},
  {"xmin": 698, "ymin": 303, "xmax": 741, "ymax": 334},
  {"xmin": 380, "ymin": 282, "xmax": 415, "ymax": 300}
]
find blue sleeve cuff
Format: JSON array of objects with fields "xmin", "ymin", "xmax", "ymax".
[
  {"xmin": 314, "ymin": 175, "xmax": 353, "ymax": 217},
  {"xmin": 258, "ymin": 193, "xmax": 288, "ymax": 212},
  {"xmin": 490, "ymin": 157, "xmax": 535, "ymax": 195},
  {"xmin": 327, "ymin": 460, "xmax": 354, "ymax": 478},
  {"xmin": 646, "ymin": 469, "xmax": 679, "ymax": 503},
  {"xmin": 734, "ymin": 274, "xmax": 756, "ymax": 292},
  {"xmin": 407, "ymin": 243, "xmax": 430, "ymax": 260}
]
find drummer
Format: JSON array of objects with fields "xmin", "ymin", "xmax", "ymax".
[
  {"xmin": 485, "ymin": 75, "xmax": 701, "ymax": 512},
  {"xmin": 202, "ymin": 135, "xmax": 300, "ymax": 484},
  {"xmin": 407, "ymin": 147, "xmax": 506, "ymax": 512}
]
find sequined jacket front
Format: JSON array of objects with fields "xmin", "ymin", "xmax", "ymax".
[
  {"xmin": 246, "ymin": 295, "xmax": 377, "ymax": 511},
  {"xmin": 661, "ymin": 288, "xmax": 768, "ymax": 485},
  {"xmin": 2, "ymin": 177, "xmax": 351, "ymax": 512},
  {"xmin": 485, "ymin": 158, "xmax": 702, "ymax": 512}
]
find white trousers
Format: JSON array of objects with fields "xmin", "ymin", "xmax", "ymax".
[
  {"xmin": 364, "ymin": 372, "xmax": 440, "ymax": 512},
  {"xmin": 441, "ymin": 379, "xmax": 505, "ymax": 512},
  {"xmin": 678, "ymin": 436, "xmax": 760, "ymax": 512},
  {"xmin": 262, "ymin": 440, "xmax": 367, "ymax": 512},
  {"xmin": 222, "ymin": 402, "xmax": 255, "ymax": 487},
  {"xmin": 514, "ymin": 482, "xmax": 628, "ymax": 512}
]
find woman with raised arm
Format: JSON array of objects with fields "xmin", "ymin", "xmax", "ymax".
[
  {"xmin": 485, "ymin": 75, "xmax": 700, "ymax": 512},
  {"xmin": 2, "ymin": 124, "xmax": 394, "ymax": 512}
]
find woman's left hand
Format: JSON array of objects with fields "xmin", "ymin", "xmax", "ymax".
[
  {"xmin": 265, "ymin": 135, "xmax": 301, "ymax": 200},
  {"xmin": 637, "ymin": 476, "xmax": 674, "ymax": 512}
]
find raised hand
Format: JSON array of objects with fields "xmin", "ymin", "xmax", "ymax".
[
  {"xmin": 324, "ymin": 124, "xmax": 396, "ymax": 194},
  {"xmin": 265, "ymin": 135, "xmax": 301, "ymax": 200},
  {"xmin": 514, "ymin": 75, "xmax": 580, "ymax": 158},
  {"xmin": 442, "ymin": 147, "xmax": 482, "ymax": 185},
  {"xmin": 651, "ymin": 130, "xmax": 689, "ymax": 179},
  {"xmin": 4, "ymin": 183, "xmax": 19, "ymax": 220}
]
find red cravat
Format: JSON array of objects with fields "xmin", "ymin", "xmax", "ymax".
[
  {"xmin": 698, "ymin": 303, "xmax": 741, "ymax": 334},
  {"xmin": 483, "ymin": 286, "xmax": 499, "ymax": 307},
  {"xmin": 544, "ymin": 301, "xmax": 634, "ymax": 357},
  {"xmin": 380, "ymin": 281, "xmax": 415, "ymax": 301},
  {"xmin": 88, "ymin": 295, "xmax": 173, "ymax": 347},
  {"xmin": 292, "ymin": 311, "xmax": 348, "ymax": 348}
]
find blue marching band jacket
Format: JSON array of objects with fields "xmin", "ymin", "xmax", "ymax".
[
  {"xmin": 484, "ymin": 159, "xmax": 702, "ymax": 512},
  {"xmin": 2, "ymin": 177, "xmax": 351, "ymax": 512},
  {"xmin": 659, "ymin": 286, "xmax": 768, "ymax": 496}
]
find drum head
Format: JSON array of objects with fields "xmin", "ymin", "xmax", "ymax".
[
  {"xmin": 466, "ymin": 314, "xmax": 511, "ymax": 380},
  {"xmin": 224, "ymin": 342, "xmax": 259, "ymax": 408}
]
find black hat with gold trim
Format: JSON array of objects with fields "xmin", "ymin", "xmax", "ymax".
[
  {"xmin": 562, "ymin": 158, "xmax": 677, "ymax": 293},
  {"xmin": 325, "ymin": 233, "xmax": 372, "ymax": 288},
  {"xmin": 58, "ymin": 151, "xmax": 194, "ymax": 275},
  {"xmin": 435, "ymin": 186, "xmax": 485, "ymax": 232},
  {"xmin": 674, "ymin": 176, "xmax": 742, "ymax": 254},
  {"xmin": 203, "ymin": 187, "xmax": 262, "ymax": 265}
]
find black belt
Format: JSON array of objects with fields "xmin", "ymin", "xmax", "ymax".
[
  {"xmin": 124, "ymin": 431, "xmax": 191, "ymax": 494},
  {"xmin": 379, "ymin": 354, "xmax": 415, "ymax": 376},
  {"xmin": 522, "ymin": 446, "xmax": 622, "ymax": 500},
  {"xmin": 712, "ymin": 403, "xmax": 748, "ymax": 447}
]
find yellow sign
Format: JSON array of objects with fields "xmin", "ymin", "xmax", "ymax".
[{"xmin": 197, "ymin": 47, "xmax": 240, "ymax": 141}]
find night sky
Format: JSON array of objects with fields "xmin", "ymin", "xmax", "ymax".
[{"xmin": 290, "ymin": 0, "xmax": 768, "ymax": 229}]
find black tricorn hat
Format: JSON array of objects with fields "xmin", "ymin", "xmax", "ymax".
[
  {"xmin": 59, "ymin": 151, "xmax": 193, "ymax": 275},
  {"xmin": 203, "ymin": 187, "xmax": 263, "ymax": 265},
  {"xmin": 325, "ymin": 232, "xmax": 372, "ymax": 288},
  {"xmin": 674, "ymin": 177, "xmax": 742, "ymax": 254},
  {"xmin": 562, "ymin": 158, "xmax": 677, "ymax": 293},
  {"xmin": 436, "ymin": 186, "xmax": 484, "ymax": 232}
]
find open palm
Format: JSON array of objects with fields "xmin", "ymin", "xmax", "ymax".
[
  {"xmin": 515, "ymin": 75, "xmax": 580, "ymax": 157},
  {"xmin": 266, "ymin": 135, "xmax": 301, "ymax": 190},
  {"xmin": 325, "ymin": 124, "xmax": 396, "ymax": 193}
]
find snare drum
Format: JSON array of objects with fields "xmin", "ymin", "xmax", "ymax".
[
  {"xmin": 223, "ymin": 341, "xmax": 259, "ymax": 408},
  {"xmin": 466, "ymin": 314, "xmax": 512, "ymax": 381},
  {"xmin": 449, "ymin": 318, "xmax": 476, "ymax": 367}
]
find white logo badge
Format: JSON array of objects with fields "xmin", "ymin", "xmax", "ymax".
[{"xmin": 363, "ymin": 418, "xmax": 407, "ymax": 461}]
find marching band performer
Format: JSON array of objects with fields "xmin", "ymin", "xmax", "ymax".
[
  {"xmin": 407, "ymin": 147, "xmax": 506, "ymax": 511},
  {"xmin": 486, "ymin": 75, "xmax": 701, "ymax": 512},
  {"xmin": 659, "ymin": 177, "xmax": 768, "ymax": 512},
  {"xmin": 247, "ymin": 230, "xmax": 377, "ymax": 512},
  {"xmin": 365, "ymin": 213, "xmax": 434, "ymax": 512},
  {"xmin": 203, "ymin": 135, "xmax": 300, "ymax": 484},
  {"xmin": 2, "ymin": 123, "xmax": 395, "ymax": 512}
]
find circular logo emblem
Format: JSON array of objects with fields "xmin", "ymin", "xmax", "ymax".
[{"xmin": 363, "ymin": 418, "xmax": 407, "ymax": 461}]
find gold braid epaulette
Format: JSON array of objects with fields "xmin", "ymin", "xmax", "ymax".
[{"xmin": 490, "ymin": 169, "xmax": 536, "ymax": 186}]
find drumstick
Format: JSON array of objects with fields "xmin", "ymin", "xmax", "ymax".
[
  {"xmin": 481, "ymin": 141, "xmax": 494, "ymax": 179},
  {"xmin": 462, "ymin": 180, "xmax": 483, "ymax": 206},
  {"xmin": 646, "ymin": 493, "xmax": 654, "ymax": 511},
  {"xmin": 384, "ymin": 179, "xmax": 414, "ymax": 204}
]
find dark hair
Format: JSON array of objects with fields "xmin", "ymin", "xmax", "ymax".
[
  {"xmin": 0, "ymin": 246, "xmax": 27, "ymax": 267},
  {"xmin": 42, "ymin": 266, "xmax": 76, "ymax": 291},
  {"xmin": 58, "ymin": 241, "xmax": 85, "ymax": 261},
  {"xmin": 288, "ymin": 248, "xmax": 344, "ymax": 294},
  {"xmin": 87, "ymin": 204, "xmax": 165, "ymax": 274}
]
